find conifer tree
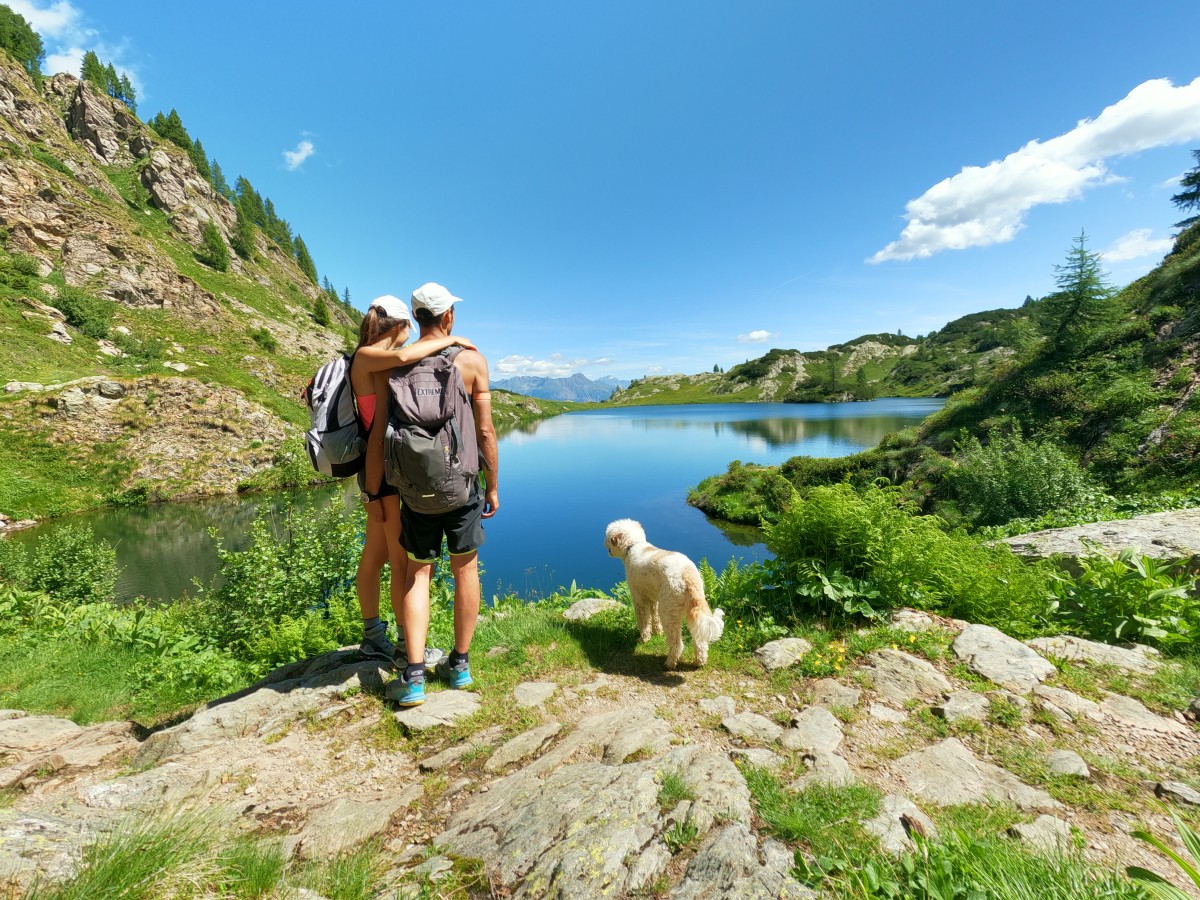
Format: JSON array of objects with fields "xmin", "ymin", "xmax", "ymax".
[
  {"xmin": 294, "ymin": 236, "xmax": 318, "ymax": 285},
  {"xmin": 313, "ymin": 295, "xmax": 331, "ymax": 327},
  {"xmin": 230, "ymin": 198, "xmax": 256, "ymax": 260},
  {"xmin": 1172, "ymin": 149, "xmax": 1200, "ymax": 231},
  {"xmin": 117, "ymin": 73, "xmax": 136, "ymax": 112},
  {"xmin": 199, "ymin": 220, "xmax": 229, "ymax": 271},
  {"xmin": 210, "ymin": 160, "xmax": 233, "ymax": 200},
  {"xmin": 80, "ymin": 50, "xmax": 104, "ymax": 87},
  {"xmin": 189, "ymin": 139, "xmax": 212, "ymax": 184},
  {"xmin": 0, "ymin": 5, "xmax": 44, "ymax": 82},
  {"xmin": 1045, "ymin": 230, "xmax": 1115, "ymax": 354},
  {"xmin": 342, "ymin": 287, "xmax": 351, "ymax": 307},
  {"xmin": 150, "ymin": 109, "xmax": 192, "ymax": 150}
]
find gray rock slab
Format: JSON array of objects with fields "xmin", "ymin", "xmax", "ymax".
[
  {"xmin": 394, "ymin": 690, "xmax": 482, "ymax": 731},
  {"xmin": 562, "ymin": 597, "xmax": 621, "ymax": 621},
  {"xmin": 778, "ymin": 707, "xmax": 844, "ymax": 753},
  {"xmin": 860, "ymin": 649, "xmax": 951, "ymax": 703},
  {"xmin": 284, "ymin": 788, "xmax": 418, "ymax": 860},
  {"xmin": 513, "ymin": 682, "xmax": 557, "ymax": 708},
  {"xmin": 863, "ymin": 794, "xmax": 939, "ymax": 853},
  {"xmin": 522, "ymin": 704, "xmax": 674, "ymax": 776},
  {"xmin": 0, "ymin": 716, "xmax": 82, "ymax": 754},
  {"xmin": 933, "ymin": 691, "xmax": 990, "ymax": 723},
  {"xmin": 754, "ymin": 638, "xmax": 813, "ymax": 672},
  {"xmin": 892, "ymin": 738, "xmax": 1059, "ymax": 811},
  {"xmin": 77, "ymin": 761, "xmax": 213, "ymax": 811},
  {"xmin": 790, "ymin": 751, "xmax": 853, "ymax": 789},
  {"xmin": 1004, "ymin": 509, "xmax": 1200, "ymax": 568},
  {"xmin": 1027, "ymin": 635, "xmax": 1160, "ymax": 674},
  {"xmin": 485, "ymin": 723, "xmax": 562, "ymax": 772},
  {"xmin": 0, "ymin": 710, "xmax": 28, "ymax": 721},
  {"xmin": 722, "ymin": 712, "xmax": 783, "ymax": 744},
  {"xmin": 1009, "ymin": 815, "xmax": 1072, "ymax": 853},
  {"xmin": 136, "ymin": 656, "xmax": 387, "ymax": 766},
  {"xmin": 869, "ymin": 703, "xmax": 909, "ymax": 724},
  {"xmin": 1046, "ymin": 749, "xmax": 1090, "ymax": 778},
  {"xmin": 810, "ymin": 679, "xmax": 862, "ymax": 709},
  {"xmin": 1100, "ymin": 693, "xmax": 1190, "ymax": 735},
  {"xmin": 0, "ymin": 809, "xmax": 93, "ymax": 889},
  {"xmin": 673, "ymin": 823, "xmax": 815, "ymax": 899},
  {"xmin": 1156, "ymin": 781, "xmax": 1200, "ymax": 807},
  {"xmin": 729, "ymin": 748, "xmax": 784, "ymax": 769},
  {"xmin": 953, "ymin": 625, "xmax": 1055, "ymax": 692},
  {"xmin": 435, "ymin": 745, "xmax": 747, "ymax": 898},
  {"xmin": 889, "ymin": 609, "xmax": 949, "ymax": 632},
  {"xmin": 1032, "ymin": 684, "xmax": 1103, "ymax": 722},
  {"xmin": 698, "ymin": 695, "xmax": 737, "ymax": 718},
  {"xmin": 418, "ymin": 725, "xmax": 505, "ymax": 772}
]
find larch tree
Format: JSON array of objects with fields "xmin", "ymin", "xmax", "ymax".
[
  {"xmin": 1172, "ymin": 149, "xmax": 1200, "ymax": 231},
  {"xmin": 1045, "ymin": 230, "xmax": 1115, "ymax": 354},
  {"xmin": 0, "ymin": 5, "xmax": 44, "ymax": 82}
]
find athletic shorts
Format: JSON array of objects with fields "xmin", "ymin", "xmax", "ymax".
[
  {"xmin": 400, "ymin": 481, "xmax": 486, "ymax": 562},
  {"xmin": 357, "ymin": 469, "xmax": 399, "ymax": 500}
]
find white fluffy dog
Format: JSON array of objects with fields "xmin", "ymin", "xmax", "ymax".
[{"xmin": 605, "ymin": 519, "xmax": 725, "ymax": 669}]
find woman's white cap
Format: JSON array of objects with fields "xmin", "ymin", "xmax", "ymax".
[
  {"xmin": 411, "ymin": 282, "xmax": 464, "ymax": 317},
  {"xmin": 370, "ymin": 294, "xmax": 410, "ymax": 320}
]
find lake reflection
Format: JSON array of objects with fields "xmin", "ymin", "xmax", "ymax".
[{"xmin": 13, "ymin": 398, "xmax": 942, "ymax": 601}]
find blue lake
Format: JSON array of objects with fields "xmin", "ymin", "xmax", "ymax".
[{"xmin": 12, "ymin": 398, "xmax": 943, "ymax": 600}]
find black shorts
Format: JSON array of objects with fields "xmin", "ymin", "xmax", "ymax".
[
  {"xmin": 400, "ymin": 481, "xmax": 486, "ymax": 562},
  {"xmin": 357, "ymin": 469, "xmax": 399, "ymax": 500}
]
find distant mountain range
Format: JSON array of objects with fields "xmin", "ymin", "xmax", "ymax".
[{"xmin": 493, "ymin": 373, "xmax": 630, "ymax": 402}]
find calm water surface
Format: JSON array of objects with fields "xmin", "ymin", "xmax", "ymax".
[{"xmin": 13, "ymin": 398, "xmax": 943, "ymax": 600}]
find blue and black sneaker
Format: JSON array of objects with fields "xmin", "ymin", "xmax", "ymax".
[
  {"xmin": 393, "ymin": 669, "xmax": 426, "ymax": 707},
  {"xmin": 437, "ymin": 654, "xmax": 474, "ymax": 689}
]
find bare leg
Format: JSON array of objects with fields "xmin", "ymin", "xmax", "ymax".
[
  {"xmin": 449, "ymin": 551, "xmax": 480, "ymax": 655},
  {"xmin": 356, "ymin": 511, "xmax": 387, "ymax": 620},
  {"xmin": 402, "ymin": 560, "xmax": 434, "ymax": 665},
  {"xmin": 379, "ymin": 496, "xmax": 406, "ymax": 628}
]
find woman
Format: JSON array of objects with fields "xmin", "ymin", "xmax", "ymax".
[{"xmin": 350, "ymin": 294, "xmax": 474, "ymax": 663}]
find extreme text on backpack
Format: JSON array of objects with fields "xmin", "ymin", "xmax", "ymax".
[
  {"xmin": 303, "ymin": 352, "xmax": 366, "ymax": 478},
  {"xmin": 383, "ymin": 347, "xmax": 479, "ymax": 515}
]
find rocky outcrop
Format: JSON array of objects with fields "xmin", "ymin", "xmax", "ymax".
[{"xmin": 1004, "ymin": 509, "xmax": 1200, "ymax": 568}]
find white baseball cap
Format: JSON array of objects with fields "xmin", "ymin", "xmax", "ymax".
[
  {"xmin": 370, "ymin": 294, "xmax": 410, "ymax": 320},
  {"xmin": 410, "ymin": 282, "xmax": 464, "ymax": 317}
]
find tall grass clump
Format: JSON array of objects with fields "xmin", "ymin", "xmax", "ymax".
[
  {"xmin": 946, "ymin": 426, "xmax": 1100, "ymax": 527},
  {"xmin": 755, "ymin": 483, "xmax": 1053, "ymax": 635}
]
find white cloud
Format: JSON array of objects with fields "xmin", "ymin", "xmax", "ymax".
[
  {"xmin": 737, "ymin": 329, "xmax": 772, "ymax": 343},
  {"xmin": 7, "ymin": 0, "xmax": 80, "ymax": 38},
  {"xmin": 1100, "ymin": 228, "xmax": 1173, "ymax": 262},
  {"xmin": 283, "ymin": 140, "xmax": 315, "ymax": 170},
  {"xmin": 496, "ymin": 353, "xmax": 610, "ymax": 378},
  {"xmin": 871, "ymin": 77, "xmax": 1200, "ymax": 263},
  {"xmin": 647, "ymin": 365, "xmax": 664, "ymax": 373}
]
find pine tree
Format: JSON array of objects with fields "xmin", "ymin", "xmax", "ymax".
[
  {"xmin": 1045, "ymin": 230, "xmax": 1115, "ymax": 354},
  {"xmin": 342, "ymin": 287, "xmax": 351, "ymax": 308},
  {"xmin": 80, "ymin": 50, "xmax": 104, "ymax": 87},
  {"xmin": 189, "ymin": 139, "xmax": 212, "ymax": 184},
  {"xmin": 1172, "ymin": 149, "xmax": 1200, "ymax": 231},
  {"xmin": 198, "ymin": 220, "xmax": 229, "ymax": 272},
  {"xmin": 313, "ymin": 295, "xmax": 331, "ymax": 327},
  {"xmin": 294, "ymin": 236, "xmax": 318, "ymax": 285},
  {"xmin": 210, "ymin": 160, "xmax": 233, "ymax": 200},
  {"xmin": 0, "ymin": 5, "xmax": 44, "ymax": 82},
  {"xmin": 230, "ymin": 198, "xmax": 256, "ymax": 259},
  {"xmin": 117, "ymin": 73, "xmax": 136, "ymax": 112},
  {"xmin": 150, "ymin": 109, "xmax": 192, "ymax": 150}
]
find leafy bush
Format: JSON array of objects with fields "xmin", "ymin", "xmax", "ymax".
[
  {"xmin": 946, "ymin": 427, "xmax": 1099, "ymax": 526},
  {"xmin": 250, "ymin": 327, "xmax": 278, "ymax": 352},
  {"xmin": 761, "ymin": 483, "xmax": 1052, "ymax": 634},
  {"xmin": 1048, "ymin": 547, "xmax": 1200, "ymax": 652},
  {"xmin": 198, "ymin": 220, "xmax": 230, "ymax": 271},
  {"xmin": 54, "ymin": 285, "xmax": 113, "ymax": 339},
  {"xmin": 196, "ymin": 501, "xmax": 361, "ymax": 669},
  {"xmin": 19, "ymin": 523, "xmax": 119, "ymax": 605}
]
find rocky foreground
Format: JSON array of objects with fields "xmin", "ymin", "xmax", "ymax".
[{"xmin": 1, "ymin": 602, "xmax": 1198, "ymax": 898}]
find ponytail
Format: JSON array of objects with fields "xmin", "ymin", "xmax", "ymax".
[{"xmin": 357, "ymin": 306, "xmax": 408, "ymax": 348}]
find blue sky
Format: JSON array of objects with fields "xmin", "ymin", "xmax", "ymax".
[{"xmin": 13, "ymin": 0, "xmax": 1200, "ymax": 380}]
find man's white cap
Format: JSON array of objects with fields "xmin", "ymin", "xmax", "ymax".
[
  {"xmin": 411, "ymin": 282, "xmax": 464, "ymax": 317},
  {"xmin": 370, "ymin": 294, "xmax": 410, "ymax": 320}
]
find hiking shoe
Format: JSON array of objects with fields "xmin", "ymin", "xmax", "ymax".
[
  {"xmin": 436, "ymin": 655, "xmax": 474, "ymax": 689},
  {"xmin": 393, "ymin": 639, "xmax": 446, "ymax": 670},
  {"xmin": 359, "ymin": 625, "xmax": 396, "ymax": 664},
  {"xmin": 393, "ymin": 670, "xmax": 426, "ymax": 707}
]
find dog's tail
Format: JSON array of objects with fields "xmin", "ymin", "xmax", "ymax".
[{"xmin": 686, "ymin": 573, "xmax": 725, "ymax": 644}]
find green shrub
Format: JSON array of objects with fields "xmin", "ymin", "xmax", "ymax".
[
  {"xmin": 249, "ymin": 327, "xmax": 278, "ymax": 352},
  {"xmin": 198, "ymin": 220, "xmax": 230, "ymax": 272},
  {"xmin": 761, "ymin": 483, "xmax": 1052, "ymax": 633},
  {"xmin": 1049, "ymin": 547, "xmax": 1200, "ymax": 652},
  {"xmin": 54, "ymin": 285, "xmax": 113, "ymax": 339},
  {"xmin": 22, "ymin": 524, "xmax": 119, "ymax": 605},
  {"xmin": 946, "ymin": 426, "xmax": 1098, "ymax": 526}
]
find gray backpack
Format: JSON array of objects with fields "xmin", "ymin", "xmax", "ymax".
[{"xmin": 383, "ymin": 347, "xmax": 479, "ymax": 514}]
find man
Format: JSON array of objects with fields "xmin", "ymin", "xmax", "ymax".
[{"xmin": 370, "ymin": 282, "xmax": 499, "ymax": 707}]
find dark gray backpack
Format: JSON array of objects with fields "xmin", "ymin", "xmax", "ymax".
[{"xmin": 383, "ymin": 347, "xmax": 479, "ymax": 514}]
